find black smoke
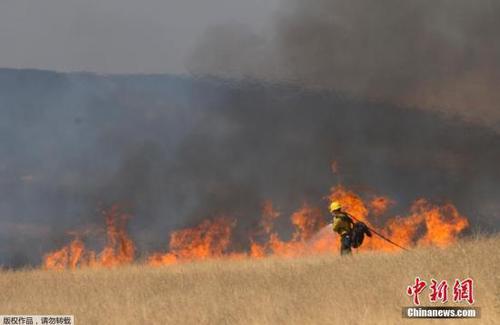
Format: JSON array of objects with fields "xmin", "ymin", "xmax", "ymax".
[
  {"xmin": 1, "ymin": 68, "xmax": 499, "ymax": 267},
  {"xmin": 189, "ymin": 0, "xmax": 500, "ymax": 131}
]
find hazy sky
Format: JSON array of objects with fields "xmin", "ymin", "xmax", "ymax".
[{"xmin": 0, "ymin": 0, "xmax": 278, "ymax": 74}]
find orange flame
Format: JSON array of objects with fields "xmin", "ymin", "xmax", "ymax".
[
  {"xmin": 249, "ymin": 201, "xmax": 280, "ymax": 258},
  {"xmin": 148, "ymin": 217, "xmax": 234, "ymax": 266},
  {"xmin": 43, "ymin": 184, "xmax": 470, "ymax": 269},
  {"xmin": 249, "ymin": 203, "xmax": 330, "ymax": 259},
  {"xmin": 324, "ymin": 186, "xmax": 469, "ymax": 252},
  {"xmin": 260, "ymin": 200, "xmax": 280, "ymax": 235},
  {"xmin": 43, "ymin": 237, "xmax": 85, "ymax": 271},
  {"xmin": 99, "ymin": 207, "xmax": 135, "ymax": 267},
  {"xmin": 412, "ymin": 199, "xmax": 469, "ymax": 247},
  {"xmin": 329, "ymin": 185, "xmax": 369, "ymax": 222},
  {"xmin": 370, "ymin": 196, "xmax": 395, "ymax": 216},
  {"xmin": 43, "ymin": 206, "xmax": 135, "ymax": 270}
]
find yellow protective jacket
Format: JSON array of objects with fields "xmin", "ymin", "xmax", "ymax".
[{"xmin": 332, "ymin": 212, "xmax": 354, "ymax": 236}]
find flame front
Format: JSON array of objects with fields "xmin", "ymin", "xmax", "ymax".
[
  {"xmin": 148, "ymin": 217, "xmax": 234, "ymax": 266},
  {"xmin": 43, "ymin": 184, "xmax": 470, "ymax": 269},
  {"xmin": 44, "ymin": 206, "xmax": 135, "ymax": 270}
]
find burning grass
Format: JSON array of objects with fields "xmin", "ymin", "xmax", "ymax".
[
  {"xmin": 1, "ymin": 235, "xmax": 498, "ymax": 324},
  {"xmin": 43, "ymin": 185, "xmax": 470, "ymax": 269}
]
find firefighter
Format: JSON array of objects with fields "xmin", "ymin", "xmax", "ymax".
[{"xmin": 329, "ymin": 201, "xmax": 354, "ymax": 255}]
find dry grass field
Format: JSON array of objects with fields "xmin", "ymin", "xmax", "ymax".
[{"xmin": 1, "ymin": 235, "xmax": 499, "ymax": 324}]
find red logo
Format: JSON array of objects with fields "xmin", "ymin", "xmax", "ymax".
[
  {"xmin": 429, "ymin": 279, "xmax": 449, "ymax": 303},
  {"xmin": 406, "ymin": 277, "xmax": 427, "ymax": 305},
  {"xmin": 453, "ymin": 278, "xmax": 474, "ymax": 304},
  {"xmin": 406, "ymin": 277, "xmax": 474, "ymax": 305}
]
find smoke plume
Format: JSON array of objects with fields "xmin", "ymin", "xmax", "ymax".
[
  {"xmin": 189, "ymin": 0, "xmax": 500, "ymax": 130},
  {"xmin": 1, "ymin": 68, "xmax": 499, "ymax": 267},
  {"xmin": 2, "ymin": 1, "xmax": 500, "ymax": 267}
]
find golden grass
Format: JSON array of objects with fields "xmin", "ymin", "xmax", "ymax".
[{"xmin": 1, "ymin": 235, "xmax": 499, "ymax": 324}]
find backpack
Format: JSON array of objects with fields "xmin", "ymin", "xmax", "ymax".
[{"xmin": 351, "ymin": 222, "xmax": 372, "ymax": 248}]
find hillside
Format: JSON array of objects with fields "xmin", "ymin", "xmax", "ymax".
[
  {"xmin": 1, "ymin": 69, "xmax": 500, "ymax": 267},
  {"xmin": 1, "ymin": 235, "xmax": 498, "ymax": 324}
]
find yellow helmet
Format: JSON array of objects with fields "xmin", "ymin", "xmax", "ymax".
[{"xmin": 329, "ymin": 201, "xmax": 342, "ymax": 213}]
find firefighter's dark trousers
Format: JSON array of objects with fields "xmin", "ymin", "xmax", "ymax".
[{"xmin": 340, "ymin": 233, "xmax": 352, "ymax": 255}]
